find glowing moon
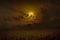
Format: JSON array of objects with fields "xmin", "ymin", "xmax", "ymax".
[
  {"xmin": 26, "ymin": 11, "xmax": 36, "ymax": 21},
  {"xmin": 28, "ymin": 12, "xmax": 34, "ymax": 17}
]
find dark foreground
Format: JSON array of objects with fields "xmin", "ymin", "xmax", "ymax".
[{"xmin": 0, "ymin": 29, "xmax": 60, "ymax": 40}]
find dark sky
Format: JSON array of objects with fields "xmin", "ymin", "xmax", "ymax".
[{"xmin": 0, "ymin": 0, "xmax": 60, "ymax": 29}]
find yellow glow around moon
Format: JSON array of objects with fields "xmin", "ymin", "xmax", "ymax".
[
  {"xmin": 26, "ymin": 11, "xmax": 36, "ymax": 22},
  {"xmin": 28, "ymin": 12, "xmax": 34, "ymax": 17},
  {"xmin": 24, "ymin": 11, "xmax": 36, "ymax": 22}
]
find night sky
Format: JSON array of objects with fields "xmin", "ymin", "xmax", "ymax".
[{"xmin": 0, "ymin": 0, "xmax": 60, "ymax": 29}]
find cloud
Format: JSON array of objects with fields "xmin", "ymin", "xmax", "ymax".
[{"xmin": 0, "ymin": 0, "xmax": 60, "ymax": 29}]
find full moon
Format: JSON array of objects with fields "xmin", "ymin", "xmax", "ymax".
[{"xmin": 28, "ymin": 12, "xmax": 34, "ymax": 17}]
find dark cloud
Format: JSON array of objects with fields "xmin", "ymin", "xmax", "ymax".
[{"xmin": 0, "ymin": 0, "xmax": 60, "ymax": 29}]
